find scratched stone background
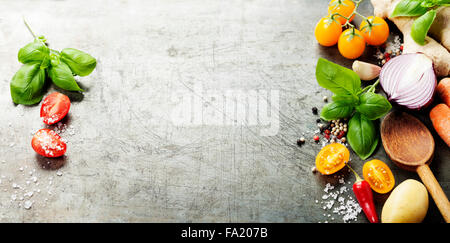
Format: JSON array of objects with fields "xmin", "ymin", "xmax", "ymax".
[{"xmin": 0, "ymin": 0, "xmax": 448, "ymax": 222}]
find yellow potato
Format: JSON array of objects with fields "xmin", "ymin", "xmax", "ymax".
[{"xmin": 381, "ymin": 179, "xmax": 429, "ymax": 223}]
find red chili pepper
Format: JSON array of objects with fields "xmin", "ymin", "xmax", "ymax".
[{"xmin": 347, "ymin": 164, "xmax": 379, "ymax": 223}]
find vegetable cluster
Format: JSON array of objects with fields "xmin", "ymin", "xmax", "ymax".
[
  {"xmin": 391, "ymin": 0, "xmax": 450, "ymax": 45},
  {"xmin": 11, "ymin": 33, "xmax": 96, "ymax": 105},
  {"xmin": 316, "ymin": 58, "xmax": 392, "ymax": 159},
  {"xmin": 315, "ymin": 0, "xmax": 390, "ymax": 59}
]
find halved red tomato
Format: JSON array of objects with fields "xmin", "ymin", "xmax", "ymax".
[
  {"xmin": 31, "ymin": 129, "xmax": 67, "ymax": 158},
  {"xmin": 40, "ymin": 92, "xmax": 71, "ymax": 125}
]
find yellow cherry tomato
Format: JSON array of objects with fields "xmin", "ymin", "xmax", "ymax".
[
  {"xmin": 315, "ymin": 17, "xmax": 343, "ymax": 47},
  {"xmin": 360, "ymin": 16, "xmax": 390, "ymax": 46},
  {"xmin": 338, "ymin": 28, "xmax": 366, "ymax": 59},
  {"xmin": 315, "ymin": 143, "xmax": 350, "ymax": 175},
  {"xmin": 363, "ymin": 159, "xmax": 395, "ymax": 194},
  {"xmin": 328, "ymin": 0, "xmax": 355, "ymax": 25}
]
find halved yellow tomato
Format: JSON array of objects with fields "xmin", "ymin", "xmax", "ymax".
[
  {"xmin": 363, "ymin": 159, "xmax": 395, "ymax": 194},
  {"xmin": 315, "ymin": 143, "xmax": 350, "ymax": 175}
]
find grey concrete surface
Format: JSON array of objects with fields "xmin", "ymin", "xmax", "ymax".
[{"xmin": 0, "ymin": 0, "xmax": 448, "ymax": 222}]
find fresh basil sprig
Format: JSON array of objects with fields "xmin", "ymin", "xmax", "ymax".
[
  {"xmin": 391, "ymin": 0, "xmax": 449, "ymax": 45},
  {"xmin": 10, "ymin": 20, "xmax": 96, "ymax": 105},
  {"xmin": 315, "ymin": 58, "xmax": 392, "ymax": 159}
]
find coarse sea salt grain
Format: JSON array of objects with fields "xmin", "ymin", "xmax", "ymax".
[
  {"xmin": 53, "ymin": 122, "xmax": 76, "ymax": 138},
  {"xmin": 317, "ymin": 176, "xmax": 362, "ymax": 223},
  {"xmin": 24, "ymin": 200, "xmax": 33, "ymax": 210},
  {"xmin": 3, "ymin": 163, "xmax": 63, "ymax": 210}
]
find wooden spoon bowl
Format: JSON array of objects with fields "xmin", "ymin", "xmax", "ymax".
[
  {"xmin": 381, "ymin": 111, "xmax": 450, "ymax": 222},
  {"xmin": 381, "ymin": 111, "xmax": 434, "ymax": 171}
]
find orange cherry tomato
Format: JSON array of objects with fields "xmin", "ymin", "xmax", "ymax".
[
  {"xmin": 315, "ymin": 17, "xmax": 343, "ymax": 47},
  {"xmin": 315, "ymin": 143, "xmax": 350, "ymax": 175},
  {"xmin": 328, "ymin": 0, "xmax": 355, "ymax": 25},
  {"xmin": 360, "ymin": 16, "xmax": 390, "ymax": 46},
  {"xmin": 338, "ymin": 28, "xmax": 365, "ymax": 59},
  {"xmin": 362, "ymin": 160, "xmax": 395, "ymax": 194}
]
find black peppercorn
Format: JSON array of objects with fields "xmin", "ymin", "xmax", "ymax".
[
  {"xmin": 312, "ymin": 107, "xmax": 318, "ymax": 115},
  {"xmin": 296, "ymin": 137, "xmax": 305, "ymax": 146}
]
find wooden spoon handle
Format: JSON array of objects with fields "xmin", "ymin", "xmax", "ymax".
[{"xmin": 417, "ymin": 164, "xmax": 450, "ymax": 223}]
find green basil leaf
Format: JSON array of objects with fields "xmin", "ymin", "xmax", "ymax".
[
  {"xmin": 49, "ymin": 61, "xmax": 83, "ymax": 92},
  {"xmin": 10, "ymin": 63, "xmax": 46, "ymax": 105},
  {"xmin": 332, "ymin": 94, "xmax": 360, "ymax": 106},
  {"xmin": 316, "ymin": 58, "xmax": 361, "ymax": 98},
  {"xmin": 436, "ymin": 0, "xmax": 450, "ymax": 6},
  {"xmin": 391, "ymin": 0, "xmax": 429, "ymax": 17},
  {"xmin": 421, "ymin": 0, "xmax": 442, "ymax": 8},
  {"xmin": 411, "ymin": 9, "xmax": 437, "ymax": 45},
  {"xmin": 320, "ymin": 101, "xmax": 354, "ymax": 121},
  {"xmin": 347, "ymin": 113, "xmax": 379, "ymax": 160},
  {"xmin": 60, "ymin": 48, "xmax": 97, "ymax": 76},
  {"xmin": 18, "ymin": 40, "xmax": 49, "ymax": 64},
  {"xmin": 356, "ymin": 92, "xmax": 392, "ymax": 120}
]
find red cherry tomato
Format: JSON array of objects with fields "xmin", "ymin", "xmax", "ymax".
[
  {"xmin": 40, "ymin": 92, "xmax": 71, "ymax": 125},
  {"xmin": 31, "ymin": 129, "xmax": 67, "ymax": 158}
]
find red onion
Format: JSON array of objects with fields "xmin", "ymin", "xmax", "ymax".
[{"xmin": 380, "ymin": 53, "xmax": 436, "ymax": 109}]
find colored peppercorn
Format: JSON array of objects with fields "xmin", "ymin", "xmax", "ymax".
[{"xmin": 313, "ymin": 135, "xmax": 320, "ymax": 142}]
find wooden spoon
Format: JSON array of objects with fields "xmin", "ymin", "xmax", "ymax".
[{"xmin": 381, "ymin": 111, "xmax": 450, "ymax": 222}]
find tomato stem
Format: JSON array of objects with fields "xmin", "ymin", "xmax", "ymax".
[{"xmin": 336, "ymin": 0, "xmax": 364, "ymax": 29}]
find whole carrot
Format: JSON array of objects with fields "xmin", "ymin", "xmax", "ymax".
[
  {"xmin": 347, "ymin": 164, "xmax": 379, "ymax": 223},
  {"xmin": 430, "ymin": 103, "xmax": 450, "ymax": 147}
]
